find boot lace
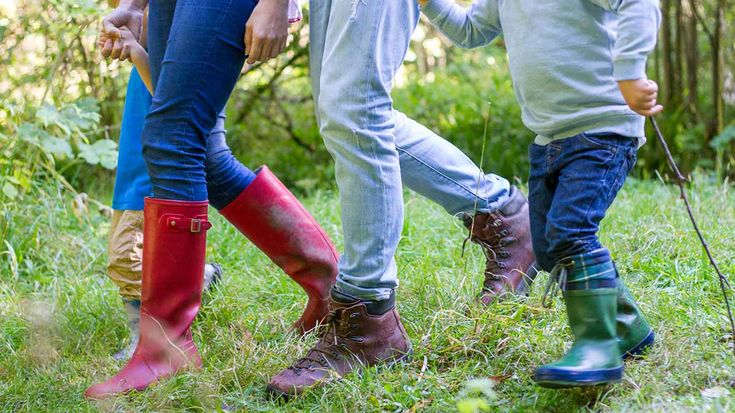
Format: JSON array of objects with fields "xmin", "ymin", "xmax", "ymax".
[
  {"xmin": 462, "ymin": 215, "xmax": 516, "ymax": 282},
  {"xmin": 288, "ymin": 304, "xmax": 361, "ymax": 374}
]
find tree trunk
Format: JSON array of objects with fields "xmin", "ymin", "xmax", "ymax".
[
  {"xmin": 674, "ymin": 0, "xmax": 685, "ymax": 104},
  {"xmin": 685, "ymin": 0, "xmax": 699, "ymax": 119},
  {"xmin": 709, "ymin": 0, "xmax": 725, "ymax": 139},
  {"xmin": 661, "ymin": 0, "xmax": 675, "ymax": 105}
]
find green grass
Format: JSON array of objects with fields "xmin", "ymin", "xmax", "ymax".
[{"xmin": 1, "ymin": 177, "xmax": 735, "ymax": 412}]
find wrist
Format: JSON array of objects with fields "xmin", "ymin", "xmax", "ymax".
[
  {"xmin": 119, "ymin": 0, "xmax": 147, "ymax": 11},
  {"xmin": 613, "ymin": 58, "xmax": 647, "ymax": 82}
]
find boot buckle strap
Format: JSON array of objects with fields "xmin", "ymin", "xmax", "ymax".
[{"xmin": 165, "ymin": 215, "xmax": 212, "ymax": 233}]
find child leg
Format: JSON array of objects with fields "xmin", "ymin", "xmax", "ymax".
[
  {"xmin": 529, "ymin": 133, "xmax": 649, "ymax": 387},
  {"xmin": 107, "ymin": 210, "xmax": 144, "ymax": 361}
]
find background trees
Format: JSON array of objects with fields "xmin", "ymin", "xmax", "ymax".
[{"xmin": 1, "ymin": 0, "xmax": 733, "ymax": 204}]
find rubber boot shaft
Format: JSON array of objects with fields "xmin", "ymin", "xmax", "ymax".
[
  {"xmin": 534, "ymin": 250, "xmax": 623, "ymax": 388},
  {"xmin": 85, "ymin": 198, "xmax": 210, "ymax": 399},
  {"xmin": 219, "ymin": 166, "xmax": 338, "ymax": 333}
]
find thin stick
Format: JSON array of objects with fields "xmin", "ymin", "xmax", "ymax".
[
  {"xmin": 650, "ymin": 117, "xmax": 735, "ymax": 355},
  {"xmin": 462, "ymin": 102, "xmax": 492, "ymax": 268}
]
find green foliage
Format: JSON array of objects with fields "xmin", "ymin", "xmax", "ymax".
[
  {"xmin": 1, "ymin": 98, "xmax": 114, "ymax": 202},
  {"xmin": 456, "ymin": 378, "xmax": 497, "ymax": 413},
  {"xmin": 1, "ymin": 178, "xmax": 735, "ymax": 411},
  {"xmin": 710, "ymin": 123, "xmax": 735, "ymax": 151},
  {"xmin": 2, "ymin": 0, "xmax": 733, "ymax": 203},
  {"xmin": 395, "ymin": 47, "xmax": 529, "ymax": 180}
]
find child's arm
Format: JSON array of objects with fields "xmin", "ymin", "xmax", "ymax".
[
  {"xmin": 119, "ymin": 28, "xmax": 154, "ymax": 94},
  {"xmin": 419, "ymin": 0, "xmax": 501, "ymax": 49},
  {"xmin": 591, "ymin": 0, "xmax": 663, "ymax": 116}
]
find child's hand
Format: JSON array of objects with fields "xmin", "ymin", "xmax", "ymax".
[
  {"xmin": 117, "ymin": 27, "xmax": 143, "ymax": 61},
  {"xmin": 99, "ymin": 6, "xmax": 145, "ymax": 60},
  {"xmin": 98, "ymin": 27, "xmax": 140, "ymax": 62},
  {"xmin": 617, "ymin": 78, "xmax": 663, "ymax": 117}
]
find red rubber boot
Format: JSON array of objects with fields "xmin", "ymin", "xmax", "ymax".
[
  {"xmin": 85, "ymin": 198, "xmax": 212, "ymax": 399},
  {"xmin": 220, "ymin": 166, "xmax": 338, "ymax": 334}
]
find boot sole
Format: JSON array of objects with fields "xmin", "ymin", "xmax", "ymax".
[
  {"xmin": 265, "ymin": 348, "xmax": 413, "ymax": 400},
  {"xmin": 533, "ymin": 366, "xmax": 623, "ymax": 388},
  {"xmin": 622, "ymin": 330, "xmax": 655, "ymax": 360}
]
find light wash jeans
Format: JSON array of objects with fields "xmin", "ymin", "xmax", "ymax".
[{"xmin": 310, "ymin": 0, "xmax": 511, "ymax": 301}]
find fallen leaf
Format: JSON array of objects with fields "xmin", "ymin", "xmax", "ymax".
[{"xmin": 489, "ymin": 374, "xmax": 511, "ymax": 384}]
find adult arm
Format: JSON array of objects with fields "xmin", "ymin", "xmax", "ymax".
[{"xmin": 419, "ymin": 0, "xmax": 502, "ymax": 49}]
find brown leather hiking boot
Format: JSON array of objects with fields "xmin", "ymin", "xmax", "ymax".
[
  {"xmin": 266, "ymin": 292, "xmax": 412, "ymax": 397},
  {"xmin": 463, "ymin": 187, "xmax": 538, "ymax": 305}
]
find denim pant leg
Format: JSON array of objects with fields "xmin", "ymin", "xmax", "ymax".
[
  {"xmin": 527, "ymin": 143, "xmax": 557, "ymax": 272},
  {"xmin": 542, "ymin": 134, "xmax": 637, "ymax": 264},
  {"xmin": 394, "ymin": 111, "xmax": 511, "ymax": 216},
  {"xmin": 311, "ymin": 2, "xmax": 510, "ymax": 220},
  {"xmin": 143, "ymin": 0, "xmax": 257, "ymax": 201},
  {"xmin": 205, "ymin": 112, "xmax": 257, "ymax": 210},
  {"xmin": 309, "ymin": 0, "xmax": 419, "ymax": 301}
]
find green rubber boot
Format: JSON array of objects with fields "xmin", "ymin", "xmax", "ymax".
[
  {"xmin": 617, "ymin": 278, "xmax": 655, "ymax": 358},
  {"xmin": 535, "ymin": 249, "xmax": 623, "ymax": 388}
]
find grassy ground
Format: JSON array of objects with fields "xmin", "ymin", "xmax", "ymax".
[{"xmin": 1, "ymin": 177, "xmax": 735, "ymax": 412}]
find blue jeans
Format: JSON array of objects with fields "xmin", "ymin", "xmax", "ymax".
[
  {"xmin": 143, "ymin": 0, "xmax": 257, "ymax": 206},
  {"xmin": 206, "ymin": 113, "xmax": 255, "ymax": 210},
  {"xmin": 309, "ymin": 0, "xmax": 511, "ymax": 300},
  {"xmin": 528, "ymin": 133, "xmax": 638, "ymax": 272}
]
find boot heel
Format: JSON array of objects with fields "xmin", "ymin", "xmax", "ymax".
[{"xmin": 622, "ymin": 329, "xmax": 655, "ymax": 359}]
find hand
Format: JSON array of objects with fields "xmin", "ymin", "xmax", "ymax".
[
  {"xmin": 245, "ymin": 0, "xmax": 289, "ymax": 64},
  {"xmin": 99, "ymin": 5, "xmax": 145, "ymax": 60},
  {"xmin": 617, "ymin": 78, "xmax": 664, "ymax": 117},
  {"xmin": 120, "ymin": 27, "xmax": 145, "ymax": 62}
]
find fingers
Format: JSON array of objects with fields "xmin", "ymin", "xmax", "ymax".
[
  {"xmin": 246, "ymin": 33, "xmax": 263, "ymax": 64},
  {"xmin": 119, "ymin": 44, "xmax": 131, "ymax": 61},
  {"xmin": 244, "ymin": 24, "xmax": 254, "ymax": 62},
  {"xmin": 101, "ymin": 38, "xmax": 114, "ymax": 58},
  {"xmin": 274, "ymin": 35, "xmax": 287, "ymax": 57},
  {"xmin": 638, "ymin": 104, "xmax": 664, "ymax": 117},
  {"xmin": 102, "ymin": 19, "xmax": 121, "ymax": 40},
  {"xmin": 248, "ymin": 33, "xmax": 287, "ymax": 63},
  {"xmin": 110, "ymin": 38, "xmax": 124, "ymax": 60}
]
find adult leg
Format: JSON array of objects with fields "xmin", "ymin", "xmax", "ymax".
[
  {"xmin": 394, "ymin": 112, "xmax": 537, "ymax": 303},
  {"xmin": 267, "ymin": 0, "xmax": 417, "ymax": 397},
  {"xmin": 86, "ymin": 0, "xmax": 258, "ymax": 399},
  {"xmin": 311, "ymin": 1, "xmax": 535, "ymax": 302},
  {"xmin": 205, "ymin": 114, "xmax": 338, "ymax": 334}
]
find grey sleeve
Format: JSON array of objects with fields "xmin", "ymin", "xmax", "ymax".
[
  {"xmin": 421, "ymin": 0, "xmax": 502, "ymax": 49},
  {"xmin": 591, "ymin": 0, "xmax": 662, "ymax": 80}
]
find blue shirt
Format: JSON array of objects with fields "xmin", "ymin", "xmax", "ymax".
[
  {"xmin": 112, "ymin": 68, "xmax": 153, "ymax": 211},
  {"xmin": 421, "ymin": 0, "xmax": 661, "ymax": 144}
]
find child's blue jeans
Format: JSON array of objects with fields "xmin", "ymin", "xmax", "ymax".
[{"xmin": 528, "ymin": 133, "xmax": 638, "ymax": 272}]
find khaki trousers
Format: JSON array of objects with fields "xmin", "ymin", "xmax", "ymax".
[{"xmin": 107, "ymin": 210, "xmax": 144, "ymax": 300}]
